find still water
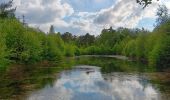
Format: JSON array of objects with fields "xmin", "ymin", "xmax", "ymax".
[
  {"xmin": 0, "ymin": 56, "xmax": 170, "ymax": 100},
  {"xmin": 28, "ymin": 65, "xmax": 160, "ymax": 100}
]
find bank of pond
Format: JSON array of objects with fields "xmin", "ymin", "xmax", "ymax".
[{"xmin": 0, "ymin": 56, "xmax": 170, "ymax": 100}]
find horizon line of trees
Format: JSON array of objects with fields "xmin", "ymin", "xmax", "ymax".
[{"xmin": 59, "ymin": 5, "xmax": 170, "ymax": 69}]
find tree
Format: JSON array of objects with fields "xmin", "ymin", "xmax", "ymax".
[
  {"xmin": 1, "ymin": 19, "xmax": 43, "ymax": 63},
  {"xmin": 61, "ymin": 32, "xmax": 74, "ymax": 43},
  {"xmin": 20, "ymin": 30, "xmax": 43, "ymax": 63},
  {"xmin": 156, "ymin": 5, "xmax": 169, "ymax": 27},
  {"xmin": 136, "ymin": 0, "xmax": 157, "ymax": 8},
  {"xmin": 49, "ymin": 25, "xmax": 55, "ymax": 34},
  {"xmin": 0, "ymin": 0, "xmax": 16, "ymax": 18},
  {"xmin": 76, "ymin": 33, "xmax": 95, "ymax": 47},
  {"xmin": 97, "ymin": 27, "xmax": 119, "ymax": 48},
  {"xmin": 42, "ymin": 33, "xmax": 65, "ymax": 61}
]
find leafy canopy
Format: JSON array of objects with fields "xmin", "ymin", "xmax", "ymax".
[{"xmin": 0, "ymin": 0, "xmax": 16, "ymax": 18}]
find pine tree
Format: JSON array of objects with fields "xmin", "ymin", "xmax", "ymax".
[{"xmin": 49, "ymin": 25, "xmax": 55, "ymax": 34}]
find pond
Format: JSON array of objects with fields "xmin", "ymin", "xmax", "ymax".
[{"xmin": 0, "ymin": 56, "xmax": 170, "ymax": 100}]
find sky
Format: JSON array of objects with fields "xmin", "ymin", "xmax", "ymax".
[{"xmin": 1, "ymin": 0, "xmax": 170, "ymax": 35}]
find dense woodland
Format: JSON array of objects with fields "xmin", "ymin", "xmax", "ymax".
[{"xmin": 0, "ymin": 1, "xmax": 170, "ymax": 70}]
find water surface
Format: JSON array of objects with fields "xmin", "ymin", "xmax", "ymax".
[
  {"xmin": 28, "ymin": 65, "xmax": 160, "ymax": 100},
  {"xmin": 0, "ymin": 56, "xmax": 169, "ymax": 100}
]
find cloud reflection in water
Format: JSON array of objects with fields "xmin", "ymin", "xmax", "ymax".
[{"xmin": 28, "ymin": 65, "xmax": 160, "ymax": 100}]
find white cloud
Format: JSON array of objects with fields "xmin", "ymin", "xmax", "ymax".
[
  {"xmin": 93, "ymin": 0, "xmax": 159, "ymax": 29},
  {"xmin": 66, "ymin": 0, "xmax": 160, "ymax": 35},
  {"xmin": 11, "ymin": 0, "xmax": 170, "ymax": 35},
  {"xmin": 14, "ymin": 0, "xmax": 74, "ymax": 32},
  {"xmin": 79, "ymin": 0, "xmax": 170, "ymax": 34}
]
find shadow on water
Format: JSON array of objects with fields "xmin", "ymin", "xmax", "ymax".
[
  {"xmin": 0, "ymin": 56, "xmax": 170, "ymax": 100},
  {"xmin": 75, "ymin": 56, "xmax": 158, "ymax": 72},
  {"xmin": 0, "ymin": 60, "xmax": 74, "ymax": 99}
]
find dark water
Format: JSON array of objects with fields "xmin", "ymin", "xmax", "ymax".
[{"xmin": 0, "ymin": 56, "xmax": 170, "ymax": 100}]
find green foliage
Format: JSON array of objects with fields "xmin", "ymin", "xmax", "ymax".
[
  {"xmin": 80, "ymin": 46, "xmax": 100, "ymax": 55},
  {"xmin": 76, "ymin": 20, "xmax": 170, "ymax": 69},
  {"xmin": 76, "ymin": 33, "xmax": 95, "ymax": 47},
  {"xmin": 0, "ymin": 19, "xmax": 41, "ymax": 63},
  {"xmin": 42, "ymin": 34, "xmax": 64, "ymax": 62},
  {"xmin": 0, "ymin": 18, "xmax": 65, "ymax": 65},
  {"xmin": 113, "ymin": 39, "xmax": 127, "ymax": 55},
  {"xmin": 0, "ymin": 0, "xmax": 16, "ymax": 18},
  {"xmin": 156, "ymin": 5, "xmax": 169, "ymax": 27},
  {"xmin": 135, "ymin": 34, "xmax": 147, "ymax": 59},
  {"xmin": 64, "ymin": 44, "xmax": 75, "ymax": 57},
  {"xmin": 0, "ymin": 32, "xmax": 8, "ymax": 68},
  {"xmin": 97, "ymin": 27, "xmax": 117, "ymax": 48},
  {"xmin": 61, "ymin": 32, "xmax": 75, "ymax": 43},
  {"xmin": 123, "ymin": 39, "xmax": 136, "ymax": 57},
  {"xmin": 148, "ymin": 21, "xmax": 170, "ymax": 68},
  {"xmin": 20, "ymin": 30, "xmax": 43, "ymax": 63},
  {"xmin": 74, "ymin": 46, "xmax": 81, "ymax": 56},
  {"xmin": 0, "ymin": 3, "xmax": 169, "ymax": 71},
  {"xmin": 0, "ymin": 19, "xmax": 22, "ymax": 63}
]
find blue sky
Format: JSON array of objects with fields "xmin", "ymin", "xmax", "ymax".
[
  {"xmin": 137, "ymin": 18, "xmax": 156, "ymax": 30},
  {"xmin": 1, "ymin": 0, "xmax": 170, "ymax": 35},
  {"xmin": 62, "ymin": 0, "xmax": 116, "ymax": 12}
]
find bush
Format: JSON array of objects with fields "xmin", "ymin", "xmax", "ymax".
[
  {"xmin": 123, "ymin": 39, "xmax": 136, "ymax": 58},
  {"xmin": 135, "ymin": 34, "xmax": 147, "ymax": 59},
  {"xmin": 43, "ymin": 34, "xmax": 64, "ymax": 61},
  {"xmin": 64, "ymin": 44, "xmax": 75, "ymax": 57},
  {"xmin": 0, "ymin": 32, "xmax": 8, "ymax": 68}
]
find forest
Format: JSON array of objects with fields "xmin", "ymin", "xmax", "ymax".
[{"xmin": 0, "ymin": 0, "xmax": 170, "ymax": 70}]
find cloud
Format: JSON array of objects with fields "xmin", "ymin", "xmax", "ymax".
[
  {"xmin": 14, "ymin": 0, "xmax": 74, "ymax": 32},
  {"xmin": 93, "ymin": 0, "xmax": 159, "ymax": 29},
  {"xmin": 17, "ymin": 0, "xmax": 74, "ymax": 19},
  {"xmin": 9, "ymin": 0, "xmax": 170, "ymax": 35},
  {"xmin": 66, "ymin": 0, "xmax": 160, "ymax": 35}
]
